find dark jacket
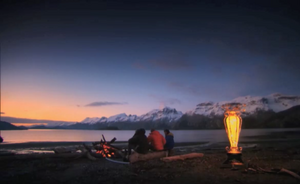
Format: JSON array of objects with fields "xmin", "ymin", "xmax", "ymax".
[
  {"xmin": 128, "ymin": 129, "xmax": 149, "ymax": 154},
  {"xmin": 164, "ymin": 132, "xmax": 174, "ymax": 150}
]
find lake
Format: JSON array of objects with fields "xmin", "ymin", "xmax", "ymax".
[{"xmin": 1, "ymin": 128, "xmax": 300, "ymax": 144}]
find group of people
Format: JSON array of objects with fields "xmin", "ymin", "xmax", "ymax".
[{"xmin": 127, "ymin": 128, "xmax": 174, "ymax": 157}]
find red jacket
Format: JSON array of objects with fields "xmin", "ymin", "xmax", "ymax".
[{"xmin": 147, "ymin": 130, "xmax": 166, "ymax": 151}]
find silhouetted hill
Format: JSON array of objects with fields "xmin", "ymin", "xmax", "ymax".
[
  {"xmin": 29, "ymin": 125, "xmax": 67, "ymax": 129},
  {"xmin": 263, "ymin": 105, "xmax": 300, "ymax": 128},
  {"xmin": 0, "ymin": 121, "xmax": 28, "ymax": 130},
  {"xmin": 18, "ymin": 126, "xmax": 29, "ymax": 130}
]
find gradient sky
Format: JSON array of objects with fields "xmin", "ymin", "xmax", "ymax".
[{"xmin": 1, "ymin": 0, "xmax": 300, "ymax": 123}]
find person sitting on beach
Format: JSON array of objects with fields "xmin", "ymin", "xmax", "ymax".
[
  {"xmin": 147, "ymin": 129, "xmax": 166, "ymax": 151},
  {"xmin": 164, "ymin": 129, "xmax": 175, "ymax": 156},
  {"xmin": 127, "ymin": 128, "xmax": 149, "ymax": 156}
]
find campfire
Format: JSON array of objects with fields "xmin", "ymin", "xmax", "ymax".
[
  {"xmin": 93, "ymin": 135, "xmax": 119, "ymax": 158},
  {"xmin": 96, "ymin": 143, "xmax": 115, "ymax": 158}
]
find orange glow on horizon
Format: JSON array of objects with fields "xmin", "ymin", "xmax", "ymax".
[
  {"xmin": 1, "ymin": 98, "xmax": 147, "ymax": 123},
  {"xmin": 1, "ymin": 85, "xmax": 151, "ymax": 122},
  {"xmin": 11, "ymin": 123, "xmax": 48, "ymax": 127}
]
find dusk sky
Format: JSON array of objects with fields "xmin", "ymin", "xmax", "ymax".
[{"xmin": 1, "ymin": 0, "xmax": 300, "ymax": 124}]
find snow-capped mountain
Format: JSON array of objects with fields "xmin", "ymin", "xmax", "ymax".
[
  {"xmin": 187, "ymin": 93, "xmax": 300, "ymax": 116},
  {"xmin": 81, "ymin": 117, "xmax": 106, "ymax": 124},
  {"xmin": 137, "ymin": 107, "xmax": 183, "ymax": 122},
  {"xmin": 80, "ymin": 107, "xmax": 183, "ymax": 124},
  {"xmin": 25, "ymin": 93, "xmax": 300, "ymax": 130},
  {"xmin": 80, "ymin": 94, "xmax": 300, "ymax": 125},
  {"xmin": 107, "ymin": 113, "xmax": 138, "ymax": 122}
]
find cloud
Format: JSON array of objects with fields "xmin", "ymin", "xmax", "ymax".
[
  {"xmin": 149, "ymin": 52, "xmax": 193, "ymax": 70},
  {"xmin": 149, "ymin": 94, "xmax": 182, "ymax": 106},
  {"xmin": 132, "ymin": 62, "xmax": 145, "ymax": 69},
  {"xmin": 194, "ymin": 22, "xmax": 300, "ymax": 79},
  {"xmin": 167, "ymin": 82, "xmax": 203, "ymax": 96},
  {"xmin": 0, "ymin": 112, "xmax": 5, "ymax": 114},
  {"xmin": 1, "ymin": 116, "xmax": 76, "ymax": 125},
  {"xmin": 85, "ymin": 101, "xmax": 128, "ymax": 107},
  {"xmin": 133, "ymin": 53, "xmax": 193, "ymax": 71},
  {"xmin": 205, "ymin": 42, "xmax": 242, "ymax": 65},
  {"xmin": 233, "ymin": 62, "xmax": 300, "ymax": 96},
  {"xmin": 166, "ymin": 81, "xmax": 241, "ymax": 101},
  {"xmin": 275, "ymin": 50, "xmax": 300, "ymax": 77}
]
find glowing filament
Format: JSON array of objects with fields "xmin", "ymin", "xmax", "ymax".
[{"xmin": 224, "ymin": 111, "xmax": 242, "ymax": 153}]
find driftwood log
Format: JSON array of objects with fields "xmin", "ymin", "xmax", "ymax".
[
  {"xmin": 53, "ymin": 135, "xmax": 120, "ymax": 160},
  {"xmin": 257, "ymin": 167, "xmax": 300, "ymax": 180},
  {"xmin": 53, "ymin": 144, "xmax": 98, "ymax": 161},
  {"xmin": 129, "ymin": 151, "xmax": 168, "ymax": 163},
  {"xmin": 280, "ymin": 168, "xmax": 300, "ymax": 180},
  {"xmin": 161, "ymin": 153, "xmax": 204, "ymax": 162},
  {"xmin": 53, "ymin": 147, "xmax": 75, "ymax": 154}
]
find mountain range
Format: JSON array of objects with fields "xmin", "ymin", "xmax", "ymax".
[
  {"xmin": 81, "ymin": 107, "xmax": 183, "ymax": 124},
  {"xmin": 26, "ymin": 93, "xmax": 300, "ymax": 129},
  {"xmin": 0, "ymin": 121, "xmax": 28, "ymax": 130}
]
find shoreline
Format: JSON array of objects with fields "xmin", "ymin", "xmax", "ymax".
[
  {"xmin": 0, "ymin": 139, "xmax": 300, "ymax": 184},
  {"xmin": 0, "ymin": 141, "xmax": 209, "ymax": 151},
  {"xmin": 1, "ymin": 138, "xmax": 300, "ymax": 155}
]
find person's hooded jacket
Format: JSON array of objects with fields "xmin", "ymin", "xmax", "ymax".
[
  {"xmin": 128, "ymin": 129, "xmax": 149, "ymax": 154},
  {"xmin": 164, "ymin": 132, "xmax": 174, "ymax": 150},
  {"xmin": 147, "ymin": 130, "xmax": 166, "ymax": 151}
]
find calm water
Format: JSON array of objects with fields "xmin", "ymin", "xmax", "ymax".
[{"xmin": 1, "ymin": 128, "xmax": 300, "ymax": 144}]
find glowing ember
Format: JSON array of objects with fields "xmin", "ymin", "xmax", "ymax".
[{"xmin": 95, "ymin": 140, "xmax": 116, "ymax": 158}]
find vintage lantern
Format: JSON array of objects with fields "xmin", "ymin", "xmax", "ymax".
[{"xmin": 221, "ymin": 103, "xmax": 245, "ymax": 167}]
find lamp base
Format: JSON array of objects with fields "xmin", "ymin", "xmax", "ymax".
[{"xmin": 221, "ymin": 153, "xmax": 244, "ymax": 168}]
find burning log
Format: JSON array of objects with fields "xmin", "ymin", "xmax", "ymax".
[
  {"xmin": 160, "ymin": 153, "xmax": 204, "ymax": 162},
  {"xmin": 52, "ymin": 145, "xmax": 98, "ymax": 161},
  {"xmin": 129, "ymin": 151, "xmax": 168, "ymax": 163},
  {"xmin": 66, "ymin": 144, "xmax": 98, "ymax": 161},
  {"xmin": 93, "ymin": 134, "xmax": 120, "ymax": 158},
  {"xmin": 102, "ymin": 134, "xmax": 106, "ymax": 142},
  {"xmin": 95, "ymin": 144, "xmax": 116, "ymax": 158},
  {"xmin": 53, "ymin": 134, "xmax": 121, "ymax": 160}
]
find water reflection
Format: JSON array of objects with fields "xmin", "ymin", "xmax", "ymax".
[{"xmin": 1, "ymin": 128, "xmax": 299, "ymax": 144}]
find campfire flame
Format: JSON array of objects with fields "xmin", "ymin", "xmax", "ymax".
[
  {"xmin": 93, "ymin": 135, "xmax": 118, "ymax": 158},
  {"xmin": 95, "ymin": 142, "xmax": 116, "ymax": 158}
]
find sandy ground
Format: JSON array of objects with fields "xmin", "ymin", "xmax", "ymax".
[{"xmin": 0, "ymin": 139, "xmax": 300, "ymax": 184}]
